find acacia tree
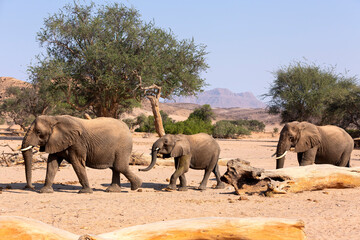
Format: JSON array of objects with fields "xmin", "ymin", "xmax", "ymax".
[
  {"xmin": 31, "ymin": 2, "xmax": 208, "ymax": 136},
  {"xmin": 322, "ymin": 85, "xmax": 360, "ymax": 129},
  {"xmin": 264, "ymin": 61, "xmax": 357, "ymax": 124}
]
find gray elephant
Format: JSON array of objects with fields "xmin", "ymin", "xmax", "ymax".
[
  {"xmin": 21, "ymin": 115, "xmax": 142, "ymax": 193},
  {"xmin": 139, "ymin": 133, "xmax": 225, "ymax": 191},
  {"xmin": 275, "ymin": 121, "xmax": 354, "ymax": 169}
]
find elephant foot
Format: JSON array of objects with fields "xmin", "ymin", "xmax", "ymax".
[
  {"xmin": 130, "ymin": 178, "xmax": 143, "ymax": 191},
  {"xmin": 197, "ymin": 185, "xmax": 207, "ymax": 191},
  {"xmin": 39, "ymin": 186, "xmax": 54, "ymax": 193},
  {"xmin": 164, "ymin": 184, "xmax": 177, "ymax": 191},
  {"xmin": 215, "ymin": 182, "xmax": 226, "ymax": 189},
  {"xmin": 78, "ymin": 187, "xmax": 93, "ymax": 194},
  {"xmin": 106, "ymin": 184, "xmax": 122, "ymax": 192},
  {"xmin": 24, "ymin": 184, "xmax": 35, "ymax": 190},
  {"xmin": 178, "ymin": 186, "xmax": 188, "ymax": 191}
]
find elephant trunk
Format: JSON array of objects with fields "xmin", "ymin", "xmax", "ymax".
[
  {"xmin": 139, "ymin": 147, "xmax": 159, "ymax": 172},
  {"xmin": 275, "ymin": 137, "xmax": 290, "ymax": 169},
  {"xmin": 139, "ymin": 139, "xmax": 164, "ymax": 172},
  {"xmin": 21, "ymin": 123, "xmax": 36, "ymax": 189}
]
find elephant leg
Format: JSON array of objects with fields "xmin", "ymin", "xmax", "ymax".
[
  {"xmin": 121, "ymin": 167, "xmax": 142, "ymax": 191},
  {"xmin": 212, "ymin": 164, "xmax": 225, "ymax": 189},
  {"xmin": 168, "ymin": 156, "xmax": 190, "ymax": 191},
  {"xmin": 299, "ymin": 148, "xmax": 317, "ymax": 166},
  {"xmin": 340, "ymin": 152, "xmax": 352, "ymax": 167},
  {"xmin": 71, "ymin": 157, "xmax": 93, "ymax": 194},
  {"xmin": 178, "ymin": 174, "xmax": 188, "ymax": 191},
  {"xmin": 198, "ymin": 168, "xmax": 212, "ymax": 190},
  {"xmin": 106, "ymin": 168, "xmax": 122, "ymax": 192},
  {"xmin": 40, "ymin": 155, "xmax": 63, "ymax": 193},
  {"xmin": 297, "ymin": 152, "xmax": 303, "ymax": 165}
]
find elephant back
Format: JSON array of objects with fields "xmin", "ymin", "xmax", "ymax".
[{"xmin": 187, "ymin": 133, "xmax": 220, "ymax": 160}]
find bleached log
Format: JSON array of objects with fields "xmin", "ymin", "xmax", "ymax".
[
  {"xmin": 0, "ymin": 216, "xmax": 306, "ymax": 240},
  {"xmin": 221, "ymin": 159, "xmax": 360, "ymax": 195},
  {"xmin": 90, "ymin": 217, "xmax": 305, "ymax": 240},
  {"xmin": 0, "ymin": 216, "xmax": 78, "ymax": 240}
]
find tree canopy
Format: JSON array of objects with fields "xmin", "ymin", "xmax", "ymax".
[
  {"xmin": 265, "ymin": 61, "xmax": 358, "ymax": 125},
  {"xmin": 30, "ymin": 1, "xmax": 209, "ymax": 126}
]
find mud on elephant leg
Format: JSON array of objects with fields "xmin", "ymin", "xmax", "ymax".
[
  {"xmin": 178, "ymin": 174, "xmax": 188, "ymax": 191},
  {"xmin": 168, "ymin": 155, "xmax": 190, "ymax": 191}
]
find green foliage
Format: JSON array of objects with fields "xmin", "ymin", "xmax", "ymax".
[
  {"xmin": 230, "ymin": 119, "xmax": 265, "ymax": 132},
  {"xmin": 135, "ymin": 114, "xmax": 155, "ymax": 133},
  {"xmin": 0, "ymin": 85, "xmax": 81, "ymax": 130},
  {"xmin": 133, "ymin": 105, "xmax": 264, "ymax": 138},
  {"xmin": 165, "ymin": 118, "xmax": 213, "ymax": 135},
  {"xmin": 212, "ymin": 120, "xmax": 251, "ymax": 138},
  {"xmin": 265, "ymin": 60, "xmax": 357, "ymax": 124},
  {"xmin": 188, "ymin": 104, "xmax": 215, "ymax": 122},
  {"xmin": 322, "ymin": 85, "xmax": 360, "ymax": 129},
  {"xmin": 134, "ymin": 111, "xmax": 173, "ymax": 133},
  {"xmin": 30, "ymin": 1, "xmax": 208, "ymax": 118},
  {"xmin": 164, "ymin": 104, "xmax": 214, "ymax": 135},
  {"xmin": 123, "ymin": 118, "xmax": 137, "ymax": 130}
]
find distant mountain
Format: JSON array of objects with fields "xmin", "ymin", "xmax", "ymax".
[{"xmin": 166, "ymin": 88, "xmax": 266, "ymax": 108}]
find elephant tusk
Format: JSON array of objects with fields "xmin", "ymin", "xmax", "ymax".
[
  {"xmin": 275, "ymin": 151, "xmax": 288, "ymax": 159},
  {"xmin": 20, "ymin": 146, "xmax": 33, "ymax": 151},
  {"xmin": 155, "ymin": 147, "xmax": 160, "ymax": 151}
]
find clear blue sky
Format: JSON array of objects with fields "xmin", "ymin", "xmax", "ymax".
[{"xmin": 1, "ymin": 0, "xmax": 359, "ymax": 99}]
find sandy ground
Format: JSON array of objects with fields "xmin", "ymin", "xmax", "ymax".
[{"xmin": 1, "ymin": 132, "xmax": 360, "ymax": 239}]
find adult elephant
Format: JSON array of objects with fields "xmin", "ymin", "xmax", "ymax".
[
  {"xmin": 274, "ymin": 121, "xmax": 354, "ymax": 169},
  {"xmin": 21, "ymin": 115, "xmax": 142, "ymax": 193},
  {"xmin": 139, "ymin": 133, "xmax": 225, "ymax": 191}
]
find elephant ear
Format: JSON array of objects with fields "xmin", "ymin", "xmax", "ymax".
[
  {"xmin": 295, "ymin": 122, "xmax": 321, "ymax": 152},
  {"xmin": 45, "ymin": 116, "xmax": 83, "ymax": 154},
  {"xmin": 171, "ymin": 138, "xmax": 191, "ymax": 158}
]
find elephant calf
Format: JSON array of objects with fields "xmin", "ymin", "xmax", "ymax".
[
  {"xmin": 139, "ymin": 133, "xmax": 225, "ymax": 191},
  {"xmin": 21, "ymin": 115, "xmax": 142, "ymax": 193}
]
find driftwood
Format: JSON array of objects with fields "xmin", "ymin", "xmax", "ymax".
[
  {"xmin": 0, "ymin": 216, "xmax": 306, "ymax": 240},
  {"xmin": 0, "ymin": 216, "xmax": 78, "ymax": 240},
  {"xmin": 221, "ymin": 159, "xmax": 360, "ymax": 196}
]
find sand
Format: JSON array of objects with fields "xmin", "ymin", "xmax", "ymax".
[{"xmin": 1, "ymin": 132, "xmax": 360, "ymax": 240}]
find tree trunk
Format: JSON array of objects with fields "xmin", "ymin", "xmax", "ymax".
[
  {"xmin": 221, "ymin": 159, "xmax": 360, "ymax": 196},
  {"xmin": 147, "ymin": 95, "xmax": 165, "ymax": 137}
]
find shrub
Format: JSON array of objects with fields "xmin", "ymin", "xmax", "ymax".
[
  {"xmin": 165, "ymin": 118, "xmax": 213, "ymax": 135},
  {"xmin": 231, "ymin": 119, "xmax": 265, "ymax": 132},
  {"xmin": 212, "ymin": 120, "xmax": 251, "ymax": 138},
  {"xmin": 135, "ymin": 114, "xmax": 155, "ymax": 133}
]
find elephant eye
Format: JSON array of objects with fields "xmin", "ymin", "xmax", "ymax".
[{"xmin": 289, "ymin": 136, "xmax": 294, "ymax": 141}]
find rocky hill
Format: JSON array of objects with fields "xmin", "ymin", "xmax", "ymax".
[
  {"xmin": 0, "ymin": 77, "xmax": 30, "ymax": 100},
  {"xmin": 131, "ymin": 101, "xmax": 281, "ymax": 126},
  {"xmin": 166, "ymin": 88, "xmax": 266, "ymax": 108}
]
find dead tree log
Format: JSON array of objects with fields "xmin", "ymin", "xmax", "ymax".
[
  {"xmin": 0, "ymin": 216, "xmax": 306, "ymax": 240},
  {"xmin": 0, "ymin": 216, "xmax": 78, "ymax": 240},
  {"xmin": 89, "ymin": 217, "xmax": 306, "ymax": 240},
  {"xmin": 221, "ymin": 159, "xmax": 360, "ymax": 196}
]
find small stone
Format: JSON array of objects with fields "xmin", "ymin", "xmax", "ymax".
[{"xmin": 238, "ymin": 195, "xmax": 249, "ymax": 201}]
